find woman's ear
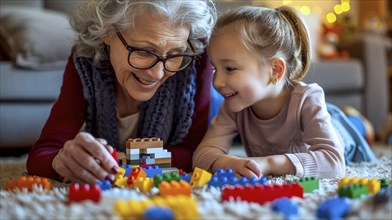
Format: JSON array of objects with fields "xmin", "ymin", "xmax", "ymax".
[
  {"xmin": 101, "ymin": 32, "xmax": 115, "ymax": 45},
  {"xmin": 271, "ymin": 57, "xmax": 286, "ymax": 81}
]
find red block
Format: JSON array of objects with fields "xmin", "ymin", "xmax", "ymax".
[{"xmin": 68, "ymin": 183, "xmax": 101, "ymax": 203}]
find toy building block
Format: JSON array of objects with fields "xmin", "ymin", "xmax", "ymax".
[
  {"xmin": 127, "ymin": 137, "xmax": 164, "ymax": 149},
  {"xmin": 316, "ymin": 196, "xmax": 350, "ymax": 220},
  {"xmin": 151, "ymin": 196, "xmax": 199, "ymax": 220},
  {"xmin": 295, "ymin": 177, "xmax": 319, "ymax": 193},
  {"xmin": 114, "ymin": 199, "xmax": 154, "ymax": 219},
  {"xmin": 208, "ymin": 176, "xmax": 267, "ymax": 189},
  {"xmin": 6, "ymin": 176, "xmax": 51, "ymax": 192},
  {"xmin": 159, "ymin": 180, "xmax": 192, "ymax": 197},
  {"xmin": 121, "ymin": 165, "xmax": 133, "ymax": 177},
  {"xmin": 114, "ymin": 166, "xmax": 126, "ymax": 180},
  {"xmin": 221, "ymin": 183, "xmax": 303, "ymax": 205},
  {"xmin": 338, "ymin": 176, "xmax": 359, "ymax": 188},
  {"xmin": 114, "ymin": 175, "xmax": 129, "ymax": 188},
  {"xmin": 162, "ymin": 167, "xmax": 179, "ymax": 174},
  {"xmin": 214, "ymin": 168, "xmax": 236, "ymax": 179},
  {"xmin": 68, "ymin": 183, "xmax": 101, "ymax": 203},
  {"xmin": 338, "ymin": 184, "xmax": 369, "ymax": 199},
  {"xmin": 153, "ymin": 172, "xmax": 181, "ymax": 187},
  {"xmin": 114, "ymin": 195, "xmax": 198, "ymax": 220},
  {"xmin": 338, "ymin": 176, "xmax": 380, "ymax": 194},
  {"xmin": 133, "ymin": 177, "xmax": 154, "ymax": 193},
  {"xmin": 111, "ymin": 148, "xmax": 120, "ymax": 166},
  {"xmin": 379, "ymin": 178, "xmax": 390, "ymax": 188},
  {"xmin": 129, "ymin": 167, "xmax": 147, "ymax": 180},
  {"xmin": 190, "ymin": 167, "xmax": 212, "ymax": 187},
  {"xmin": 126, "ymin": 137, "xmax": 171, "ymax": 167},
  {"xmin": 143, "ymin": 206, "xmax": 174, "ymax": 220},
  {"xmin": 373, "ymin": 186, "xmax": 391, "ymax": 205},
  {"xmin": 117, "ymin": 151, "xmax": 127, "ymax": 166},
  {"xmin": 271, "ymin": 197, "xmax": 299, "ymax": 218},
  {"xmin": 143, "ymin": 165, "xmax": 163, "ymax": 178},
  {"xmin": 365, "ymin": 178, "xmax": 381, "ymax": 194},
  {"xmin": 96, "ymin": 180, "xmax": 111, "ymax": 191},
  {"xmin": 180, "ymin": 173, "xmax": 191, "ymax": 183}
]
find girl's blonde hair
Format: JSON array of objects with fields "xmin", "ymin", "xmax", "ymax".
[{"xmin": 213, "ymin": 6, "xmax": 310, "ymax": 82}]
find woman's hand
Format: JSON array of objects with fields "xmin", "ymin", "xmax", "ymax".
[
  {"xmin": 52, "ymin": 132, "xmax": 119, "ymax": 184},
  {"xmin": 212, "ymin": 155, "xmax": 262, "ymax": 178}
]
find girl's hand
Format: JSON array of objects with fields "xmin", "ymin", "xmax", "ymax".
[
  {"xmin": 52, "ymin": 132, "xmax": 119, "ymax": 184},
  {"xmin": 212, "ymin": 155, "xmax": 262, "ymax": 178}
]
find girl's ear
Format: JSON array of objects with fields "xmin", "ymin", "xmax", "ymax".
[{"xmin": 271, "ymin": 57, "xmax": 286, "ymax": 81}]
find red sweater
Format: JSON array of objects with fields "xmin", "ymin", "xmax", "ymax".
[{"xmin": 27, "ymin": 53, "xmax": 212, "ymax": 178}]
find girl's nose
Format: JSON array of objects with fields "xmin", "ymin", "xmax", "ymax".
[{"xmin": 213, "ymin": 72, "xmax": 225, "ymax": 89}]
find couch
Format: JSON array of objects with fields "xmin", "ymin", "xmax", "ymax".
[
  {"xmin": 0, "ymin": 0, "xmax": 83, "ymax": 153},
  {"xmin": 0, "ymin": 1, "xmax": 389, "ymax": 155},
  {"xmin": 303, "ymin": 34, "xmax": 390, "ymax": 136}
]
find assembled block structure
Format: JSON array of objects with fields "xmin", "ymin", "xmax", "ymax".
[{"xmin": 125, "ymin": 138, "xmax": 171, "ymax": 168}]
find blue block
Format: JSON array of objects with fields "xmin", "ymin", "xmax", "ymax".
[
  {"xmin": 180, "ymin": 173, "xmax": 191, "ymax": 183},
  {"xmin": 96, "ymin": 180, "xmax": 111, "ymax": 191},
  {"xmin": 121, "ymin": 165, "xmax": 132, "ymax": 177},
  {"xmin": 317, "ymin": 196, "xmax": 350, "ymax": 220},
  {"xmin": 143, "ymin": 206, "xmax": 174, "ymax": 220},
  {"xmin": 215, "ymin": 168, "xmax": 236, "ymax": 179},
  {"xmin": 272, "ymin": 197, "xmax": 299, "ymax": 218},
  {"xmin": 143, "ymin": 165, "xmax": 163, "ymax": 178}
]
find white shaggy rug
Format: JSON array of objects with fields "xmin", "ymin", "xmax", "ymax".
[{"xmin": 0, "ymin": 146, "xmax": 391, "ymax": 220}]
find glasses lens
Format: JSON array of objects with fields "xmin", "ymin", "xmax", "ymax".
[
  {"xmin": 165, "ymin": 55, "xmax": 193, "ymax": 72},
  {"xmin": 129, "ymin": 50, "xmax": 158, "ymax": 69}
]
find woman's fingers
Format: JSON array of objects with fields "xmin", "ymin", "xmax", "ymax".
[
  {"xmin": 52, "ymin": 132, "xmax": 118, "ymax": 184},
  {"xmin": 75, "ymin": 133, "xmax": 118, "ymax": 175}
]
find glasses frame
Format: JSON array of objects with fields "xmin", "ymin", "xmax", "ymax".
[{"xmin": 116, "ymin": 31, "xmax": 199, "ymax": 72}]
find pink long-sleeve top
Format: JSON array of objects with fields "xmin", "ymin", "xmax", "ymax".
[{"xmin": 193, "ymin": 82, "xmax": 346, "ymax": 178}]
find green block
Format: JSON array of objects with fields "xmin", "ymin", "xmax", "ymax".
[
  {"xmin": 338, "ymin": 184, "xmax": 369, "ymax": 199},
  {"xmin": 296, "ymin": 177, "xmax": 319, "ymax": 193},
  {"xmin": 379, "ymin": 179, "xmax": 390, "ymax": 188}
]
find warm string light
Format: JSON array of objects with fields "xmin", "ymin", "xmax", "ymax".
[{"xmin": 281, "ymin": 0, "xmax": 351, "ymax": 24}]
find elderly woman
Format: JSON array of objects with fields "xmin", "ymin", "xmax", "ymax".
[{"xmin": 27, "ymin": 0, "xmax": 217, "ymax": 184}]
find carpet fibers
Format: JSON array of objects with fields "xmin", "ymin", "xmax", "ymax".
[{"xmin": 0, "ymin": 147, "xmax": 391, "ymax": 219}]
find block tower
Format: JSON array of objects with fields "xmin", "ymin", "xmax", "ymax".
[{"xmin": 124, "ymin": 137, "xmax": 171, "ymax": 168}]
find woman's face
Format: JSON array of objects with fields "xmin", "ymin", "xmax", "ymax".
[{"xmin": 103, "ymin": 14, "xmax": 190, "ymax": 102}]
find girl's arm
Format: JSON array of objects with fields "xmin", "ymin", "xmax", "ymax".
[
  {"xmin": 192, "ymin": 103, "xmax": 240, "ymax": 173},
  {"xmin": 285, "ymin": 85, "xmax": 346, "ymax": 178}
]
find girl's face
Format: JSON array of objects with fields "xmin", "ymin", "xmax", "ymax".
[
  {"xmin": 103, "ymin": 14, "xmax": 190, "ymax": 102},
  {"xmin": 208, "ymin": 24, "xmax": 278, "ymax": 113}
]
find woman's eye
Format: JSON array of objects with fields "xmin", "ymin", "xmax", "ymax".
[{"xmin": 136, "ymin": 50, "xmax": 152, "ymax": 57}]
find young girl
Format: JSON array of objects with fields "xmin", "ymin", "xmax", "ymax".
[{"xmin": 193, "ymin": 6, "xmax": 345, "ymax": 179}]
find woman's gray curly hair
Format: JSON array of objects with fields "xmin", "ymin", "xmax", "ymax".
[{"xmin": 70, "ymin": 0, "xmax": 217, "ymax": 65}]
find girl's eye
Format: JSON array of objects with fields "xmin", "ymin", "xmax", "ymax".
[{"xmin": 225, "ymin": 67, "xmax": 236, "ymax": 72}]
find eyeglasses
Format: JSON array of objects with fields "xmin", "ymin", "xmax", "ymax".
[{"xmin": 116, "ymin": 32, "xmax": 199, "ymax": 72}]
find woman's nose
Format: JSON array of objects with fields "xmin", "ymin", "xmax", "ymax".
[{"xmin": 146, "ymin": 61, "xmax": 165, "ymax": 80}]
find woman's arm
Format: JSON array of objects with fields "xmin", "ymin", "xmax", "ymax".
[{"xmin": 26, "ymin": 54, "xmax": 87, "ymax": 179}]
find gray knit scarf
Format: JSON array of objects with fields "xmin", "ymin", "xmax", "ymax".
[{"xmin": 73, "ymin": 54, "xmax": 196, "ymax": 149}]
